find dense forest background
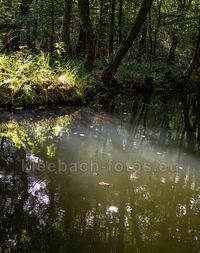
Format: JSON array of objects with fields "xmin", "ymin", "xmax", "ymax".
[{"xmin": 0, "ymin": 0, "xmax": 199, "ymax": 108}]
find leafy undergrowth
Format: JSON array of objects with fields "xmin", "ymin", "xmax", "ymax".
[
  {"xmin": 116, "ymin": 60, "xmax": 185, "ymax": 89},
  {"xmin": 0, "ymin": 52, "xmax": 198, "ymax": 109},
  {"xmin": 0, "ymin": 52, "xmax": 95, "ymax": 108},
  {"xmin": 96, "ymin": 58, "xmax": 196, "ymax": 90}
]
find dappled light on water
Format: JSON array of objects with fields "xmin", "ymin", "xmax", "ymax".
[{"xmin": 0, "ymin": 94, "xmax": 200, "ymax": 252}]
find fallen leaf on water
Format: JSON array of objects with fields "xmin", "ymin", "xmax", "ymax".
[
  {"xmin": 98, "ymin": 181, "xmax": 112, "ymax": 187},
  {"xmin": 92, "ymin": 172, "xmax": 99, "ymax": 176},
  {"xmin": 15, "ymin": 107, "xmax": 23, "ymax": 110}
]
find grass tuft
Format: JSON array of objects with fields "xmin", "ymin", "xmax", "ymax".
[{"xmin": 0, "ymin": 52, "xmax": 95, "ymax": 107}]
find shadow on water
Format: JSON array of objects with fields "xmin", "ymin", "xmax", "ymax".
[{"xmin": 0, "ymin": 92, "xmax": 200, "ymax": 253}]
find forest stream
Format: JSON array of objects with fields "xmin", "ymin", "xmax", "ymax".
[{"xmin": 0, "ymin": 92, "xmax": 200, "ymax": 253}]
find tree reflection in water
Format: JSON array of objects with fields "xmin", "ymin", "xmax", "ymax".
[{"xmin": 0, "ymin": 93, "xmax": 200, "ymax": 253}]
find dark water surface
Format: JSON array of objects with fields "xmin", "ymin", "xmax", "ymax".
[{"xmin": 1, "ymin": 93, "xmax": 200, "ymax": 253}]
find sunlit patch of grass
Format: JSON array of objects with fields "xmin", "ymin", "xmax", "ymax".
[
  {"xmin": 0, "ymin": 52, "xmax": 95, "ymax": 107},
  {"xmin": 58, "ymin": 60, "xmax": 95, "ymax": 87}
]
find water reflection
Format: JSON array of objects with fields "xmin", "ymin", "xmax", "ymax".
[{"xmin": 0, "ymin": 93, "xmax": 200, "ymax": 252}]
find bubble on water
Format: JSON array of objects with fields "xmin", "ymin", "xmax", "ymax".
[
  {"xmin": 161, "ymin": 177, "xmax": 165, "ymax": 183},
  {"xmin": 130, "ymin": 173, "xmax": 137, "ymax": 181},
  {"xmin": 126, "ymin": 205, "xmax": 132, "ymax": 213},
  {"xmin": 107, "ymin": 205, "xmax": 118, "ymax": 213},
  {"xmin": 175, "ymin": 176, "xmax": 180, "ymax": 183}
]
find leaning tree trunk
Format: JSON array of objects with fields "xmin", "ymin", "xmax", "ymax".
[
  {"xmin": 62, "ymin": 0, "xmax": 72, "ymax": 57},
  {"xmin": 184, "ymin": 47, "xmax": 200, "ymax": 82},
  {"xmin": 78, "ymin": 0, "xmax": 96, "ymax": 71},
  {"xmin": 102, "ymin": 0, "xmax": 154, "ymax": 82}
]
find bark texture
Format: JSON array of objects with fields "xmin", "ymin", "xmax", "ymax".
[
  {"xmin": 102, "ymin": 0, "xmax": 154, "ymax": 82},
  {"xmin": 184, "ymin": 16, "xmax": 200, "ymax": 81},
  {"xmin": 78, "ymin": 0, "xmax": 96, "ymax": 71},
  {"xmin": 62, "ymin": 0, "xmax": 72, "ymax": 57}
]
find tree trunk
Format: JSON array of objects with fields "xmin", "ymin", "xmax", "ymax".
[
  {"xmin": 50, "ymin": 0, "xmax": 55, "ymax": 55},
  {"xmin": 76, "ymin": 27, "xmax": 86, "ymax": 57},
  {"xmin": 102, "ymin": 0, "xmax": 154, "ymax": 82},
  {"xmin": 167, "ymin": 0, "xmax": 192, "ymax": 65},
  {"xmin": 184, "ymin": 16, "xmax": 200, "ymax": 81},
  {"xmin": 148, "ymin": 9, "xmax": 153, "ymax": 59},
  {"xmin": 109, "ymin": 0, "xmax": 116, "ymax": 59},
  {"xmin": 97, "ymin": 0, "xmax": 104, "ymax": 58},
  {"xmin": 137, "ymin": 24, "xmax": 147, "ymax": 60},
  {"xmin": 152, "ymin": 0, "xmax": 161, "ymax": 60},
  {"xmin": 78, "ymin": 0, "xmax": 96, "ymax": 71},
  {"xmin": 13, "ymin": 0, "xmax": 31, "ymax": 49},
  {"xmin": 167, "ymin": 33, "xmax": 178, "ymax": 64},
  {"xmin": 62, "ymin": 0, "xmax": 72, "ymax": 57},
  {"xmin": 32, "ymin": 20, "xmax": 38, "ymax": 50},
  {"xmin": 97, "ymin": 0, "xmax": 109, "ymax": 58},
  {"xmin": 118, "ymin": 0, "xmax": 123, "ymax": 45}
]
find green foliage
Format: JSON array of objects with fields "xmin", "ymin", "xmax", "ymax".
[
  {"xmin": 117, "ymin": 60, "xmax": 183, "ymax": 87},
  {"xmin": 59, "ymin": 60, "xmax": 94, "ymax": 87},
  {"xmin": 0, "ymin": 0, "xmax": 199, "ymax": 100},
  {"xmin": 0, "ymin": 52, "xmax": 95, "ymax": 107},
  {"xmin": 54, "ymin": 42, "xmax": 66, "ymax": 57},
  {"xmin": 37, "ymin": 52, "xmax": 51, "ymax": 68}
]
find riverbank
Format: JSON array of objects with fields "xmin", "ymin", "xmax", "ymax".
[
  {"xmin": 0, "ymin": 52, "xmax": 95, "ymax": 109},
  {"xmin": 0, "ymin": 52, "xmax": 199, "ymax": 109}
]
